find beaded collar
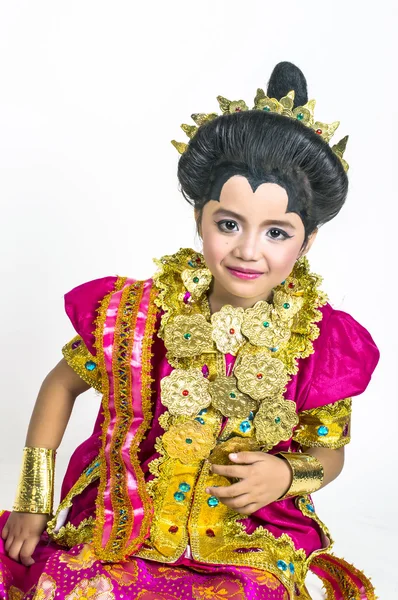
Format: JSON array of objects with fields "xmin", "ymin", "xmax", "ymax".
[{"xmin": 153, "ymin": 248, "xmax": 327, "ymax": 452}]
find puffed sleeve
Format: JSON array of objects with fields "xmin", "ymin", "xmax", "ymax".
[
  {"xmin": 292, "ymin": 308, "xmax": 380, "ymax": 449},
  {"xmin": 62, "ymin": 276, "xmax": 120, "ymax": 392}
]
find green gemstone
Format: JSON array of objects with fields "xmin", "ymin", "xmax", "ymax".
[
  {"xmin": 263, "ymin": 321, "xmax": 270, "ymax": 328},
  {"xmin": 283, "ymin": 303, "xmax": 290, "ymax": 309},
  {"xmin": 263, "ymin": 106, "xmax": 271, "ymax": 112},
  {"xmin": 275, "ymin": 417, "xmax": 281, "ymax": 424},
  {"xmin": 297, "ymin": 113, "xmax": 304, "ymax": 120},
  {"xmin": 193, "ymin": 277, "xmax": 199, "ymax": 283},
  {"xmin": 229, "ymin": 392, "xmax": 236, "ymax": 399},
  {"xmin": 184, "ymin": 333, "xmax": 191, "ymax": 340},
  {"xmin": 185, "ymin": 438, "xmax": 193, "ymax": 444}
]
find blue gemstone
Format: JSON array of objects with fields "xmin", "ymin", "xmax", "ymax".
[
  {"xmin": 239, "ymin": 420, "xmax": 251, "ymax": 433},
  {"xmin": 174, "ymin": 492, "xmax": 185, "ymax": 502},
  {"xmin": 306, "ymin": 503, "xmax": 315, "ymax": 513},
  {"xmin": 289, "ymin": 562, "xmax": 295, "ymax": 574},
  {"xmin": 195, "ymin": 417, "xmax": 205, "ymax": 425},
  {"xmin": 179, "ymin": 482, "xmax": 191, "ymax": 493},
  {"xmin": 248, "ymin": 411, "xmax": 254, "ymax": 421},
  {"xmin": 317, "ymin": 426, "xmax": 329, "ymax": 437},
  {"xmin": 198, "ymin": 408, "xmax": 208, "ymax": 415},
  {"xmin": 277, "ymin": 560, "xmax": 288, "ymax": 571},
  {"xmin": 281, "ymin": 280, "xmax": 286, "ymax": 285},
  {"xmin": 85, "ymin": 360, "xmax": 97, "ymax": 371},
  {"xmin": 207, "ymin": 496, "xmax": 219, "ymax": 507},
  {"xmin": 188, "ymin": 260, "xmax": 195, "ymax": 267},
  {"xmin": 270, "ymin": 347, "xmax": 279, "ymax": 353},
  {"xmin": 86, "ymin": 467, "xmax": 94, "ymax": 475}
]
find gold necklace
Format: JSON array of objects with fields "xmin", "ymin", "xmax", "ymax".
[{"xmin": 154, "ymin": 248, "xmax": 327, "ymax": 452}]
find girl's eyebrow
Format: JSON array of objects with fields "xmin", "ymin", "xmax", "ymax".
[{"xmin": 212, "ymin": 208, "xmax": 297, "ymax": 230}]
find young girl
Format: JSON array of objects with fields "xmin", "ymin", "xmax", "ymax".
[{"xmin": 0, "ymin": 62, "xmax": 379, "ymax": 600}]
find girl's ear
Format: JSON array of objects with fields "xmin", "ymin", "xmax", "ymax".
[{"xmin": 299, "ymin": 228, "xmax": 318, "ymax": 257}]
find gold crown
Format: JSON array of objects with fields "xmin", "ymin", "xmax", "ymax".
[{"xmin": 171, "ymin": 89, "xmax": 349, "ymax": 172}]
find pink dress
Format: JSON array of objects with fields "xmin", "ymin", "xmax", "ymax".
[{"xmin": 0, "ymin": 256, "xmax": 380, "ymax": 600}]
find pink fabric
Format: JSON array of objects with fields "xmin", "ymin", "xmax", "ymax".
[
  {"xmin": 124, "ymin": 278, "xmax": 154, "ymax": 548},
  {"xmin": 0, "ymin": 513, "xmax": 287, "ymax": 599},
  {"xmin": 100, "ymin": 282, "xmax": 133, "ymax": 547},
  {"xmin": 64, "ymin": 276, "xmax": 119, "ymax": 355}
]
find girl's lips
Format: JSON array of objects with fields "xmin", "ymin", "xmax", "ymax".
[{"xmin": 226, "ymin": 267, "xmax": 264, "ymax": 280}]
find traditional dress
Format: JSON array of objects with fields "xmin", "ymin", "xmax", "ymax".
[{"xmin": 0, "ymin": 248, "xmax": 379, "ymax": 600}]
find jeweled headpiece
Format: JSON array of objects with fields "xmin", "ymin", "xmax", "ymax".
[{"xmin": 171, "ymin": 89, "xmax": 349, "ymax": 172}]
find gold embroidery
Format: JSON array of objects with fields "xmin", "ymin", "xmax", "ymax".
[
  {"xmin": 241, "ymin": 301, "xmax": 291, "ymax": 349},
  {"xmin": 125, "ymin": 281, "xmax": 158, "ymax": 555},
  {"xmin": 164, "ymin": 314, "xmax": 213, "ymax": 358},
  {"xmin": 47, "ymin": 457, "xmax": 100, "ymax": 547},
  {"xmin": 293, "ymin": 399, "xmax": 352, "ymax": 449},
  {"xmin": 162, "ymin": 420, "xmax": 216, "ymax": 463},
  {"xmin": 234, "ymin": 351, "xmax": 288, "ymax": 401},
  {"xmin": 188, "ymin": 461, "xmax": 309, "ymax": 598},
  {"xmin": 254, "ymin": 399, "xmax": 299, "ymax": 448},
  {"xmin": 209, "ymin": 375, "xmax": 258, "ymax": 418},
  {"xmin": 91, "ymin": 275, "xmax": 128, "ymax": 560},
  {"xmin": 160, "ymin": 368, "xmax": 212, "ymax": 417},
  {"xmin": 62, "ymin": 336, "xmax": 102, "ymax": 393},
  {"xmin": 210, "ymin": 305, "xmax": 246, "ymax": 355}
]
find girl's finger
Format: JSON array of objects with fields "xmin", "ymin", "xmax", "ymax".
[
  {"xmin": 7, "ymin": 538, "xmax": 23, "ymax": 562},
  {"xmin": 19, "ymin": 537, "xmax": 38, "ymax": 566},
  {"xmin": 218, "ymin": 494, "xmax": 252, "ymax": 509},
  {"xmin": 4, "ymin": 535, "xmax": 14, "ymax": 553}
]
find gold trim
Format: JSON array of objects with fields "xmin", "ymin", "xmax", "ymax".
[
  {"xmin": 293, "ymin": 398, "xmax": 352, "ymax": 449},
  {"xmin": 47, "ymin": 456, "xmax": 100, "ymax": 547},
  {"xmin": 62, "ymin": 335, "xmax": 102, "ymax": 392}
]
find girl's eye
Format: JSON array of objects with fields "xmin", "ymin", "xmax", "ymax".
[
  {"xmin": 216, "ymin": 220, "xmax": 239, "ymax": 232},
  {"xmin": 268, "ymin": 228, "xmax": 291, "ymax": 240}
]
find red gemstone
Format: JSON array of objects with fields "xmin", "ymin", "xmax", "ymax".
[
  {"xmin": 196, "ymin": 257, "xmax": 201, "ymax": 263},
  {"xmin": 288, "ymin": 282, "xmax": 295, "ymax": 289},
  {"xmin": 256, "ymin": 373, "xmax": 263, "ymax": 380},
  {"xmin": 316, "ymin": 129, "xmax": 322, "ymax": 134},
  {"xmin": 182, "ymin": 390, "xmax": 189, "ymax": 396},
  {"xmin": 235, "ymin": 107, "xmax": 242, "ymax": 112},
  {"xmin": 206, "ymin": 529, "xmax": 215, "ymax": 537},
  {"xmin": 229, "ymin": 328, "xmax": 235, "ymax": 335},
  {"xmin": 169, "ymin": 526, "xmax": 179, "ymax": 534}
]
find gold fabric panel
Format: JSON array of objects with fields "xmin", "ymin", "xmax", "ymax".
[{"xmin": 293, "ymin": 398, "xmax": 352, "ymax": 449}]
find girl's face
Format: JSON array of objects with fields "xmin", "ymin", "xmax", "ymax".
[{"xmin": 199, "ymin": 175, "xmax": 317, "ymax": 310}]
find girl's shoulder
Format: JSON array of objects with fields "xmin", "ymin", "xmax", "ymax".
[{"xmin": 296, "ymin": 302, "xmax": 380, "ymax": 411}]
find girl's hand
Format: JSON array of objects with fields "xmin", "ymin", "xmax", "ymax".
[
  {"xmin": 1, "ymin": 511, "xmax": 49, "ymax": 566},
  {"xmin": 207, "ymin": 451, "xmax": 292, "ymax": 515}
]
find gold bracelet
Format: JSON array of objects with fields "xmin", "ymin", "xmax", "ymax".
[
  {"xmin": 276, "ymin": 452, "xmax": 324, "ymax": 500},
  {"xmin": 13, "ymin": 447, "xmax": 56, "ymax": 515}
]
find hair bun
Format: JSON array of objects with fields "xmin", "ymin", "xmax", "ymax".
[{"xmin": 266, "ymin": 61, "xmax": 308, "ymax": 108}]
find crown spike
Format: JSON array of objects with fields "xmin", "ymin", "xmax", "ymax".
[
  {"xmin": 171, "ymin": 140, "xmax": 188, "ymax": 154},
  {"xmin": 191, "ymin": 113, "xmax": 218, "ymax": 127},
  {"xmin": 181, "ymin": 124, "xmax": 198, "ymax": 139}
]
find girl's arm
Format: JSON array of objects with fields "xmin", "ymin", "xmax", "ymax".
[
  {"xmin": 1, "ymin": 359, "xmax": 91, "ymax": 566},
  {"xmin": 306, "ymin": 446, "xmax": 345, "ymax": 488}
]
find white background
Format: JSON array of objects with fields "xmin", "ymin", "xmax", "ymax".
[{"xmin": 0, "ymin": 1, "xmax": 396, "ymax": 598}]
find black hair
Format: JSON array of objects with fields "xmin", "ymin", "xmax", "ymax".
[{"xmin": 177, "ymin": 61, "xmax": 348, "ymax": 244}]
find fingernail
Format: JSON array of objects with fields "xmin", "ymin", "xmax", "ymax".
[{"xmin": 229, "ymin": 453, "xmax": 238, "ymax": 460}]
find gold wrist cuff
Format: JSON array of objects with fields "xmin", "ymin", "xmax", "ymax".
[
  {"xmin": 13, "ymin": 447, "xmax": 56, "ymax": 515},
  {"xmin": 277, "ymin": 452, "xmax": 324, "ymax": 500}
]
